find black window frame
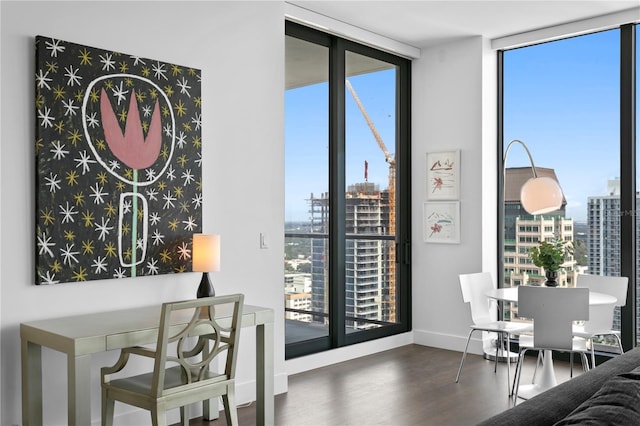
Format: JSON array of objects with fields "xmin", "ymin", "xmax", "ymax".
[
  {"xmin": 285, "ymin": 20, "xmax": 412, "ymax": 359},
  {"xmin": 498, "ymin": 23, "xmax": 637, "ymax": 353}
]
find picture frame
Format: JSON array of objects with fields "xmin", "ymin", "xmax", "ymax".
[
  {"xmin": 423, "ymin": 201, "xmax": 460, "ymax": 244},
  {"xmin": 34, "ymin": 36, "xmax": 202, "ymax": 285},
  {"xmin": 426, "ymin": 150, "xmax": 460, "ymax": 200}
]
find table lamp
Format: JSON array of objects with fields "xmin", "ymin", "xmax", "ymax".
[
  {"xmin": 503, "ymin": 139, "xmax": 563, "ymax": 214},
  {"xmin": 192, "ymin": 233, "xmax": 220, "ymax": 298}
]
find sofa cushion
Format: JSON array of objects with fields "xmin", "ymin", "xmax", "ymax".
[
  {"xmin": 553, "ymin": 367, "xmax": 640, "ymax": 425},
  {"xmin": 478, "ymin": 347, "xmax": 640, "ymax": 426}
]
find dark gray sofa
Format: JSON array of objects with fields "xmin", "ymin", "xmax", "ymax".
[{"xmin": 479, "ymin": 346, "xmax": 640, "ymax": 425}]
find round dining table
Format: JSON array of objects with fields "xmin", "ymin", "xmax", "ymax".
[{"xmin": 485, "ymin": 286, "xmax": 616, "ymax": 399}]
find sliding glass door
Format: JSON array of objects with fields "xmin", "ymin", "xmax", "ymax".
[{"xmin": 284, "ymin": 21, "xmax": 411, "ymax": 359}]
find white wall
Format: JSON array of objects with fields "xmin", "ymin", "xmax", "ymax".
[
  {"xmin": 411, "ymin": 36, "xmax": 498, "ymax": 354},
  {"xmin": 1, "ymin": 2, "xmax": 286, "ymax": 425}
]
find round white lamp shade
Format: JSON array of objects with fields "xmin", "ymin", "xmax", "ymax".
[
  {"xmin": 192, "ymin": 234, "xmax": 220, "ymax": 272},
  {"xmin": 520, "ymin": 176, "xmax": 563, "ymax": 215}
]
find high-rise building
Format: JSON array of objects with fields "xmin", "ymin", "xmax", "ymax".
[
  {"xmin": 587, "ymin": 179, "xmax": 627, "ymax": 332},
  {"xmin": 304, "ymin": 182, "xmax": 394, "ymax": 331},
  {"xmin": 504, "ymin": 167, "xmax": 575, "ymax": 287},
  {"xmin": 503, "ymin": 167, "xmax": 576, "ymax": 320}
]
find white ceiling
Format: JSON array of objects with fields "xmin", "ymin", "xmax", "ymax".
[{"xmin": 287, "ymin": 1, "xmax": 639, "ymax": 49}]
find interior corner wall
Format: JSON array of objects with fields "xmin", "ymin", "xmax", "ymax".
[
  {"xmin": 0, "ymin": 2, "xmax": 286, "ymax": 425},
  {"xmin": 411, "ymin": 36, "xmax": 495, "ymax": 355}
]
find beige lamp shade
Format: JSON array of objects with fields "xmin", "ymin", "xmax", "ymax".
[
  {"xmin": 520, "ymin": 176, "xmax": 563, "ymax": 215},
  {"xmin": 192, "ymin": 234, "xmax": 220, "ymax": 272}
]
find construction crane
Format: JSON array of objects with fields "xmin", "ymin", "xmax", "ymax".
[{"xmin": 345, "ymin": 79, "xmax": 396, "ymax": 321}]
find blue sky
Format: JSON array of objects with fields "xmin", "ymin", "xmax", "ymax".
[
  {"xmin": 285, "ymin": 69, "xmax": 396, "ymax": 222},
  {"xmin": 504, "ymin": 28, "xmax": 632, "ymax": 222},
  {"xmin": 286, "ymin": 28, "xmax": 639, "ymax": 223}
]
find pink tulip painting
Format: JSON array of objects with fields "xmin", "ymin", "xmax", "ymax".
[{"xmin": 100, "ymin": 88, "xmax": 162, "ymax": 170}]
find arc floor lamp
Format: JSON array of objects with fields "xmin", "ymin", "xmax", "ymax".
[{"xmin": 503, "ymin": 139, "xmax": 563, "ymax": 214}]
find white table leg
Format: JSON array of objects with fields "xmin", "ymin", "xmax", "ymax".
[
  {"xmin": 22, "ymin": 339, "xmax": 42, "ymax": 426},
  {"xmin": 518, "ymin": 350, "xmax": 558, "ymax": 399},
  {"xmin": 256, "ymin": 322, "xmax": 274, "ymax": 426},
  {"xmin": 68, "ymin": 354, "xmax": 91, "ymax": 426}
]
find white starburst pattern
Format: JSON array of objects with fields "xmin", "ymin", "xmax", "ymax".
[
  {"xmin": 95, "ymin": 217, "xmax": 113, "ymax": 241},
  {"xmin": 40, "ymin": 271, "xmax": 59, "ymax": 285},
  {"xmin": 182, "ymin": 216, "xmax": 197, "ymax": 231},
  {"xmin": 121, "ymin": 199, "xmax": 132, "ymax": 214},
  {"xmin": 86, "ymin": 112, "xmax": 100, "ymax": 128},
  {"xmin": 45, "ymin": 173, "xmax": 61, "ymax": 193},
  {"xmin": 64, "ymin": 65, "xmax": 82, "ymax": 87},
  {"xmin": 146, "ymin": 188, "xmax": 159, "ymax": 201},
  {"xmin": 62, "ymin": 98, "xmax": 79, "ymax": 116},
  {"xmin": 162, "ymin": 191, "xmax": 176, "ymax": 210},
  {"xmin": 149, "ymin": 212, "xmax": 161, "ymax": 226},
  {"xmin": 176, "ymin": 131, "xmax": 188, "ymax": 149},
  {"xmin": 191, "ymin": 193, "xmax": 203, "ymax": 209},
  {"xmin": 45, "ymin": 38, "xmax": 65, "ymax": 57},
  {"xmin": 89, "ymin": 183, "xmax": 108, "ymax": 204},
  {"xmin": 142, "ymin": 104, "xmax": 152, "ymax": 117},
  {"xmin": 112, "ymin": 81, "xmax": 129, "ymax": 106},
  {"xmin": 182, "ymin": 169, "xmax": 195, "ymax": 186},
  {"xmin": 37, "ymin": 233, "xmax": 56, "ymax": 257},
  {"xmin": 74, "ymin": 150, "xmax": 96, "ymax": 175},
  {"xmin": 145, "ymin": 168, "xmax": 157, "ymax": 181},
  {"xmin": 38, "ymin": 106, "xmax": 55, "ymax": 128},
  {"xmin": 194, "ymin": 152, "xmax": 203, "ymax": 168},
  {"xmin": 191, "ymin": 112, "xmax": 202, "ymax": 131},
  {"xmin": 99, "ymin": 53, "xmax": 116, "ymax": 71},
  {"xmin": 146, "ymin": 258, "xmax": 159, "ymax": 275},
  {"xmin": 50, "ymin": 140, "xmax": 69, "ymax": 160},
  {"xmin": 166, "ymin": 164, "xmax": 176, "ymax": 181},
  {"xmin": 108, "ymin": 160, "xmax": 121, "ymax": 171},
  {"xmin": 152, "ymin": 62, "xmax": 168, "ymax": 80},
  {"xmin": 177, "ymin": 77, "xmax": 191, "ymax": 97},
  {"xmin": 60, "ymin": 243, "xmax": 79, "ymax": 266},
  {"xmin": 163, "ymin": 123, "xmax": 173, "ymax": 137},
  {"xmin": 92, "ymin": 256, "xmax": 108, "ymax": 274},
  {"xmin": 130, "ymin": 55, "xmax": 146, "ymax": 66},
  {"xmin": 177, "ymin": 242, "xmax": 191, "ymax": 260},
  {"xmin": 113, "ymin": 267, "xmax": 127, "ymax": 279},
  {"xmin": 137, "ymin": 238, "xmax": 145, "ymax": 250},
  {"xmin": 35, "ymin": 69, "xmax": 53, "ymax": 90},
  {"xmin": 59, "ymin": 201, "xmax": 78, "ymax": 224},
  {"xmin": 151, "ymin": 229, "xmax": 165, "ymax": 246}
]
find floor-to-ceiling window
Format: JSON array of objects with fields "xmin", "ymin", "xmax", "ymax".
[
  {"xmin": 284, "ymin": 21, "xmax": 411, "ymax": 359},
  {"xmin": 500, "ymin": 23, "xmax": 637, "ymax": 352}
]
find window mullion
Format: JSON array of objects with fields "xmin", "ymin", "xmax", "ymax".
[
  {"xmin": 620, "ymin": 23, "xmax": 636, "ymax": 351},
  {"xmin": 329, "ymin": 37, "xmax": 346, "ymax": 348}
]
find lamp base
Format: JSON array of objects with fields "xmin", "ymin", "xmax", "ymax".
[{"xmin": 196, "ymin": 272, "xmax": 215, "ymax": 298}]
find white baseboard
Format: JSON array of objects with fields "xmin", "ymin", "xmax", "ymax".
[{"xmin": 413, "ymin": 328, "xmax": 484, "ymax": 356}]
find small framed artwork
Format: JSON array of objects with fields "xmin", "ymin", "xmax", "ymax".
[
  {"xmin": 423, "ymin": 201, "xmax": 460, "ymax": 244},
  {"xmin": 426, "ymin": 150, "xmax": 460, "ymax": 200}
]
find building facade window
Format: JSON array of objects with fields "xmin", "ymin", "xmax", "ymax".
[
  {"xmin": 500, "ymin": 24, "xmax": 637, "ymax": 351},
  {"xmin": 284, "ymin": 21, "xmax": 411, "ymax": 359}
]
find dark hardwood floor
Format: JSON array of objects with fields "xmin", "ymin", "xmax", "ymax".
[{"xmin": 177, "ymin": 344, "xmax": 581, "ymax": 426}]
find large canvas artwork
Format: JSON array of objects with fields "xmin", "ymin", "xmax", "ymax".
[{"xmin": 35, "ymin": 36, "xmax": 202, "ymax": 284}]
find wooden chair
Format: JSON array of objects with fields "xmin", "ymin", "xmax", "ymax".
[{"xmin": 101, "ymin": 294, "xmax": 244, "ymax": 426}]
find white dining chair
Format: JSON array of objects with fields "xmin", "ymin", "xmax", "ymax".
[
  {"xmin": 574, "ymin": 273, "xmax": 629, "ymax": 367},
  {"xmin": 456, "ymin": 272, "xmax": 532, "ymax": 395},
  {"xmin": 512, "ymin": 286, "xmax": 590, "ymax": 405}
]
